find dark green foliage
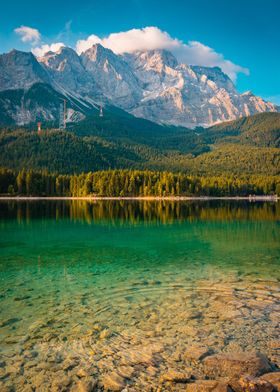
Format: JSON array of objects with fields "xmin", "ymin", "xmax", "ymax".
[
  {"xmin": 0, "ymin": 112, "xmax": 279, "ymax": 177},
  {"xmin": 0, "ymin": 130, "xmax": 146, "ymax": 173},
  {"xmin": 157, "ymin": 144, "xmax": 280, "ymax": 175},
  {"xmin": 71, "ymin": 106, "xmax": 208, "ymax": 155},
  {"xmin": 205, "ymin": 112, "xmax": 280, "ymax": 147},
  {"xmin": 0, "ymin": 167, "xmax": 279, "ymax": 197}
]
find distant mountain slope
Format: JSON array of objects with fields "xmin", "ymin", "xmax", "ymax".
[
  {"xmin": 123, "ymin": 50, "xmax": 277, "ymax": 127},
  {"xmin": 0, "ymin": 82, "xmax": 95, "ymax": 126},
  {"xmin": 205, "ymin": 112, "xmax": 280, "ymax": 147},
  {"xmin": 157, "ymin": 144, "xmax": 280, "ymax": 175},
  {"xmin": 0, "ymin": 50, "xmax": 50, "ymax": 91},
  {"xmin": 0, "ymin": 113, "xmax": 279, "ymax": 176},
  {"xmin": 0, "ymin": 86, "xmax": 207, "ymax": 155},
  {"xmin": 38, "ymin": 47, "xmax": 102, "ymax": 99},
  {"xmin": 71, "ymin": 104, "xmax": 209, "ymax": 154},
  {"xmin": 0, "ymin": 83, "xmax": 65, "ymax": 125}
]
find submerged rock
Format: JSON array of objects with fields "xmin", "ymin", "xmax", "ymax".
[
  {"xmin": 99, "ymin": 329, "xmax": 111, "ymax": 339},
  {"xmin": 118, "ymin": 343, "xmax": 164, "ymax": 366},
  {"xmin": 51, "ymin": 375, "xmax": 73, "ymax": 391},
  {"xmin": 76, "ymin": 369, "xmax": 89, "ymax": 378},
  {"xmin": 203, "ymin": 352, "xmax": 272, "ymax": 379},
  {"xmin": 259, "ymin": 372, "xmax": 280, "ymax": 390},
  {"xmin": 0, "ymin": 318, "xmax": 21, "ymax": 327},
  {"xmin": 74, "ymin": 377, "xmax": 97, "ymax": 392},
  {"xmin": 100, "ymin": 371, "xmax": 126, "ymax": 391},
  {"xmin": 185, "ymin": 380, "xmax": 230, "ymax": 391},
  {"xmin": 230, "ymin": 376, "xmax": 274, "ymax": 392},
  {"xmin": 0, "ymin": 384, "xmax": 16, "ymax": 392},
  {"xmin": 117, "ymin": 365, "xmax": 135, "ymax": 379},
  {"xmin": 160, "ymin": 369, "xmax": 191, "ymax": 383},
  {"xmin": 184, "ymin": 345, "xmax": 212, "ymax": 362}
]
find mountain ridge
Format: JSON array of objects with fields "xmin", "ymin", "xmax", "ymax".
[{"xmin": 0, "ymin": 46, "xmax": 278, "ymax": 128}]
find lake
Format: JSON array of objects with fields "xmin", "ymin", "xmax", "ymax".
[{"xmin": 0, "ymin": 200, "xmax": 279, "ymax": 391}]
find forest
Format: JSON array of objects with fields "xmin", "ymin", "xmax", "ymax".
[
  {"xmin": 0, "ymin": 112, "xmax": 279, "ymax": 176},
  {"xmin": 0, "ymin": 168, "xmax": 279, "ymax": 197},
  {"xmin": 0, "ymin": 113, "xmax": 279, "ymax": 196}
]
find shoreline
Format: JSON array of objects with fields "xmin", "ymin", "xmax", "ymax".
[{"xmin": 0, "ymin": 195, "xmax": 278, "ymax": 201}]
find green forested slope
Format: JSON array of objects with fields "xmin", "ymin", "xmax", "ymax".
[
  {"xmin": 205, "ymin": 112, "xmax": 280, "ymax": 147},
  {"xmin": 0, "ymin": 112, "xmax": 279, "ymax": 175},
  {"xmin": 0, "ymin": 130, "xmax": 151, "ymax": 173}
]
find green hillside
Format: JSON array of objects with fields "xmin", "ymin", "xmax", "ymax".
[
  {"xmin": 0, "ymin": 112, "xmax": 279, "ymax": 176},
  {"xmin": 71, "ymin": 106, "xmax": 209, "ymax": 155},
  {"xmin": 0, "ymin": 130, "xmax": 150, "ymax": 173},
  {"xmin": 205, "ymin": 112, "xmax": 280, "ymax": 147}
]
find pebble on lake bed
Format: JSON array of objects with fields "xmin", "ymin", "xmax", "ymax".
[
  {"xmin": 184, "ymin": 345, "xmax": 212, "ymax": 362},
  {"xmin": 99, "ymin": 329, "xmax": 111, "ymax": 339},
  {"xmin": 185, "ymin": 380, "xmax": 230, "ymax": 392},
  {"xmin": 230, "ymin": 376, "xmax": 275, "ymax": 392},
  {"xmin": 160, "ymin": 369, "xmax": 191, "ymax": 383},
  {"xmin": 100, "ymin": 371, "xmax": 126, "ymax": 391},
  {"xmin": 259, "ymin": 372, "xmax": 280, "ymax": 390},
  {"xmin": 203, "ymin": 352, "xmax": 272, "ymax": 379}
]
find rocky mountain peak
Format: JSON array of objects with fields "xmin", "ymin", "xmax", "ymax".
[
  {"xmin": 0, "ymin": 44, "xmax": 278, "ymax": 127},
  {"xmin": 3, "ymin": 49, "xmax": 36, "ymax": 64},
  {"xmin": 0, "ymin": 49, "xmax": 50, "ymax": 91},
  {"xmin": 124, "ymin": 49, "xmax": 178, "ymax": 72},
  {"xmin": 190, "ymin": 65, "xmax": 236, "ymax": 92},
  {"xmin": 81, "ymin": 43, "xmax": 117, "ymax": 64},
  {"xmin": 80, "ymin": 44, "xmax": 142, "ymax": 107},
  {"xmin": 241, "ymin": 90, "xmax": 253, "ymax": 96},
  {"xmin": 38, "ymin": 46, "xmax": 83, "ymax": 72},
  {"xmin": 38, "ymin": 46, "xmax": 101, "ymax": 99}
]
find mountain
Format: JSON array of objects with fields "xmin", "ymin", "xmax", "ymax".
[
  {"xmin": 0, "ymin": 83, "xmax": 64, "ymax": 125},
  {"xmin": 38, "ymin": 46, "xmax": 101, "ymax": 99},
  {"xmin": 0, "ymin": 50, "xmax": 50, "ymax": 91},
  {"xmin": 0, "ymin": 46, "xmax": 278, "ymax": 128},
  {"xmin": 0, "ymin": 129, "xmax": 144, "ymax": 173},
  {"xmin": 124, "ymin": 51, "xmax": 277, "ymax": 127},
  {"xmin": 0, "ymin": 49, "xmax": 101, "ymax": 126},
  {"xmin": 0, "ymin": 82, "xmax": 100, "ymax": 126},
  {"xmin": 80, "ymin": 44, "xmax": 142, "ymax": 108}
]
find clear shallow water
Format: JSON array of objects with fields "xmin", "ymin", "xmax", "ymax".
[{"xmin": 0, "ymin": 200, "xmax": 279, "ymax": 391}]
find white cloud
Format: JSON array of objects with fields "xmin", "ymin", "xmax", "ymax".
[
  {"xmin": 32, "ymin": 42, "xmax": 65, "ymax": 57},
  {"xmin": 173, "ymin": 41, "xmax": 249, "ymax": 82},
  {"xmin": 14, "ymin": 25, "xmax": 41, "ymax": 44},
  {"xmin": 76, "ymin": 26, "xmax": 249, "ymax": 82},
  {"xmin": 76, "ymin": 27, "xmax": 180, "ymax": 55},
  {"xmin": 76, "ymin": 34, "xmax": 102, "ymax": 55}
]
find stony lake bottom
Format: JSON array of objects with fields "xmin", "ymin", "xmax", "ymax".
[{"xmin": 0, "ymin": 200, "xmax": 279, "ymax": 391}]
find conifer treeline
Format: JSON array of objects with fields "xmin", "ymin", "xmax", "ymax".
[{"xmin": 0, "ymin": 168, "xmax": 279, "ymax": 197}]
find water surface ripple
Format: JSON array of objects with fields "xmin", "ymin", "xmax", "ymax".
[{"xmin": 0, "ymin": 200, "xmax": 279, "ymax": 391}]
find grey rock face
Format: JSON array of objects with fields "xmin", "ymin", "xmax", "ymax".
[
  {"xmin": 0, "ymin": 50, "xmax": 50, "ymax": 91},
  {"xmin": 123, "ymin": 50, "xmax": 277, "ymax": 127},
  {"xmin": 38, "ymin": 47, "xmax": 101, "ymax": 99},
  {"xmin": 80, "ymin": 44, "xmax": 142, "ymax": 108}
]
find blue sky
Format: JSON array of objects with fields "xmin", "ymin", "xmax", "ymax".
[{"xmin": 1, "ymin": 0, "xmax": 279, "ymax": 103}]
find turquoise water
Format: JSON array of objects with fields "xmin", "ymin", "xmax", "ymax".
[{"xmin": 0, "ymin": 200, "xmax": 279, "ymax": 391}]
